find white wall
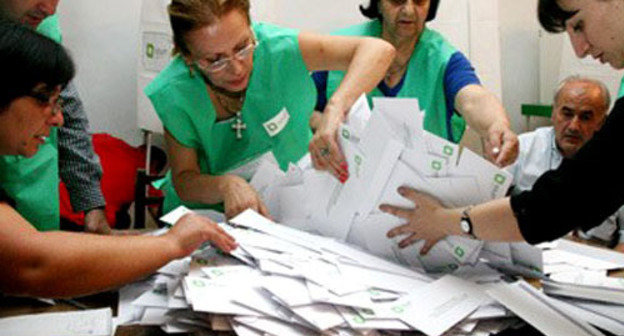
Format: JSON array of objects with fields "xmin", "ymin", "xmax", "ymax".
[
  {"xmin": 498, "ymin": 0, "xmax": 541, "ymax": 132},
  {"xmin": 58, "ymin": 0, "xmax": 144, "ymax": 145}
]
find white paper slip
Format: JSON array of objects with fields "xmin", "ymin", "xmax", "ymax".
[
  {"xmin": 306, "ymin": 281, "xmax": 376, "ymax": 310},
  {"xmin": 487, "ymin": 280, "xmax": 605, "ymax": 336},
  {"xmin": 552, "ymin": 238, "xmax": 624, "ymax": 267},
  {"xmin": 550, "ymin": 270, "xmax": 624, "ymax": 289},
  {"xmin": 291, "ymin": 303, "xmax": 346, "ymax": 331},
  {"xmin": 543, "ymin": 249, "xmax": 621, "ymax": 271},
  {"xmin": 234, "ymin": 316, "xmax": 318, "ymax": 336},
  {"xmin": 336, "ymin": 306, "xmax": 411, "ymax": 331},
  {"xmin": 262, "ymin": 275, "xmax": 313, "ymax": 307},
  {"xmin": 451, "ymin": 147, "xmax": 512, "ymax": 202},
  {"xmin": 383, "ymin": 275, "xmax": 484, "ymax": 336},
  {"xmin": 183, "ymin": 276, "xmax": 261, "ymax": 316},
  {"xmin": 159, "ymin": 205, "xmax": 194, "ymax": 225},
  {"xmin": 542, "ymin": 280, "xmax": 624, "ymax": 305},
  {"xmin": 0, "ymin": 308, "xmax": 112, "ymax": 336},
  {"xmin": 132, "ymin": 280, "xmax": 169, "ymax": 308},
  {"xmin": 549, "ymin": 297, "xmax": 624, "ymax": 336}
]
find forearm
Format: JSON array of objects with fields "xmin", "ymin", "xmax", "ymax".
[
  {"xmin": 328, "ymin": 38, "xmax": 394, "ymax": 115},
  {"xmin": 455, "ymin": 85, "xmax": 510, "ymax": 137},
  {"xmin": 439, "ymin": 198, "xmax": 525, "ymax": 242},
  {"xmin": 173, "ymin": 170, "xmax": 232, "ymax": 205},
  {"xmin": 58, "ymin": 81, "xmax": 105, "ymax": 212},
  {"xmin": 18, "ymin": 233, "xmax": 176, "ymax": 298},
  {"xmin": 0, "ymin": 207, "xmax": 179, "ymax": 298}
]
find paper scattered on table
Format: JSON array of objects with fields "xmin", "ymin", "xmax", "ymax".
[{"xmin": 0, "ymin": 308, "xmax": 112, "ymax": 336}]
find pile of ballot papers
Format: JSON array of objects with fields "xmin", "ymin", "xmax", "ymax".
[
  {"xmin": 119, "ymin": 209, "xmax": 523, "ymax": 336},
  {"xmin": 116, "ymin": 209, "xmax": 624, "ymax": 336},
  {"xmin": 113, "ymin": 97, "xmax": 624, "ymax": 336},
  {"xmin": 249, "ymin": 95, "xmax": 540, "ymax": 274}
]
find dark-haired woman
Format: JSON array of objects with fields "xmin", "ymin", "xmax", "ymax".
[
  {"xmin": 0, "ymin": 20, "xmax": 236, "ymax": 298},
  {"xmin": 312, "ymin": 0, "xmax": 519, "ymax": 170},
  {"xmin": 380, "ymin": 0, "xmax": 624, "ymax": 254}
]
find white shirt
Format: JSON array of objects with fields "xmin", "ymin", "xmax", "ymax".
[{"xmin": 507, "ymin": 127, "xmax": 624, "ymax": 244}]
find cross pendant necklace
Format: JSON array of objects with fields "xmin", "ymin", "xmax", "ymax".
[{"xmin": 231, "ymin": 111, "xmax": 247, "ymax": 140}]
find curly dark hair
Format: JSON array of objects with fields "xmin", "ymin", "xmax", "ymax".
[{"xmin": 359, "ymin": 0, "xmax": 441, "ymax": 22}]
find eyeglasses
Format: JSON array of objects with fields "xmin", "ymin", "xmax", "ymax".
[
  {"xmin": 28, "ymin": 91, "xmax": 64, "ymax": 116},
  {"xmin": 195, "ymin": 39, "xmax": 258, "ymax": 73}
]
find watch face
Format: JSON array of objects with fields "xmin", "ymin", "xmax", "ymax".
[{"xmin": 460, "ymin": 219, "xmax": 470, "ymax": 233}]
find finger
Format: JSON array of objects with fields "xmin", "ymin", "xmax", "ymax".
[
  {"xmin": 386, "ymin": 222, "xmax": 414, "ymax": 238},
  {"xmin": 258, "ymin": 198, "xmax": 271, "ymax": 218},
  {"xmin": 398, "ymin": 233, "xmax": 420, "ymax": 249},
  {"xmin": 420, "ymin": 238, "xmax": 442, "ymax": 255},
  {"xmin": 495, "ymin": 134, "xmax": 518, "ymax": 167},
  {"xmin": 313, "ymin": 142, "xmax": 335, "ymax": 173},
  {"xmin": 319, "ymin": 132, "xmax": 348, "ymax": 179},
  {"xmin": 379, "ymin": 204, "xmax": 413, "ymax": 221},
  {"xmin": 326, "ymin": 134, "xmax": 348, "ymax": 175},
  {"xmin": 397, "ymin": 186, "xmax": 424, "ymax": 203},
  {"xmin": 309, "ymin": 143, "xmax": 329, "ymax": 170}
]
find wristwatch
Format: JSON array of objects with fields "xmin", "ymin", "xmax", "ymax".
[{"xmin": 460, "ymin": 206, "xmax": 477, "ymax": 239}]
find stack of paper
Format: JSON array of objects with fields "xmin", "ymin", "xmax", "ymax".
[
  {"xmin": 251, "ymin": 95, "xmax": 540, "ymax": 275},
  {"xmin": 119, "ymin": 209, "xmax": 522, "ymax": 336},
  {"xmin": 525, "ymin": 239, "xmax": 624, "ymax": 334}
]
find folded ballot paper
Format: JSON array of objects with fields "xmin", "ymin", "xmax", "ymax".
[{"xmin": 250, "ymin": 95, "xmax": 540, "ymax": 274}]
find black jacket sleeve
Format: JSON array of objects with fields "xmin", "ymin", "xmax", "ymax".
[{"xmin": 511, "ymin": 98, "xmax": 624, "ymax": 244}]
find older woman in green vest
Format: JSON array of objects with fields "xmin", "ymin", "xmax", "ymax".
[
  {"xmin": 312, "ymin": 0, "xmax": 519, "ymax": 176},
  {"xmin": 146, "ymin": 0, "xmax": 395, "ymax": 219}
]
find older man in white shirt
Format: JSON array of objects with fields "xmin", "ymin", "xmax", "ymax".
[{"xmin": 507, "ymin": 75, "xmax": 624, "ymax": 251}]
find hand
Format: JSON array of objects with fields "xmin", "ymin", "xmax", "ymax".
[
  {"xmin": 167, "ymin": 213, "xmax": 237, "ymax": 257},
  {"xmin": 221, "ymin": 175, "xmax": 270, "ymax": 219},
  {"xmin": 309, "ymin": 104, "xmax": 349, "ymax": 183},
  {"xmin": 615, "ymin": 243, "xmax": 624, "ymax": 254},
  {"xmin": 380, "ymin": 187, "xmax": 455, "ymax": 255},
  {"xmin": 484, "ymin": 122, "xmax": 518, "ymax": 167},
  {"xmin": 84, "ymin": 208, "xmax": 112, "ymax": 235}
]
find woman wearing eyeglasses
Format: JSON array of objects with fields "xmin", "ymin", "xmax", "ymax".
[
  {"xmin": 0, "ymin": 19, "xmax": 237, "ymax": 298},
  {"xmin": 146, "ymin": 0, "xmax": 395, "ymax": 218}
]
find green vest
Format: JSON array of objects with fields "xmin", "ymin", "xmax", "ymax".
[
  {"xmin": 146, "ymin": 23, "xmax": 315, "ymax": 213},
  {"xmin": 327, "ymin": 20, "xmax": 466, "ymax": 143},
  {"xmin": 618, "ymin": 76, "xmax": 624, "ymax": 99},
  {"xmin": 0, "ymin": 15, "xmax": 63, "ymax": 231}
]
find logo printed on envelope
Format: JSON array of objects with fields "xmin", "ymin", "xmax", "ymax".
[{"xmin": 263, "ymin": 108, "xmax": 290, "ymax": 137}]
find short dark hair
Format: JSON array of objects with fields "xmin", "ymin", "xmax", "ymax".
[
  {"xmin": 360, "ymin": 0, "xmax": 441, "ymax": 22},
  {"xmin": 0, "ymin": 20, "xmax": 75, "ymax": 110},
  {"xmin": 538, "ymin": 0, "xmax": 577, "ymax": 33}
]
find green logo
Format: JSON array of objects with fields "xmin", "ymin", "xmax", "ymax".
[
  {"xmin": 192, "ymin": 279, "xmax": 206, "ymax": 288},
  {"xmin": 368, "ymin": 289, "xmax": 380, "ymax": 296},
  {"xmin": 355, "ymin": 155, "xmax": 363, "ymax": 165},
  {"xmin": 146, "ymin": 43, "xmax": 155, "ymax": 59},
  {"xmin": 353, "ymin": 316, "xmax": 365, "ymax": 324},
  {"xmin": 443, "ymin": 145, "xmax": 454, "ymax": 156},
  {"xmin": 342, "ymin": 129, "xmax": 351, "ymax": 139},
  {"xmin": 431, "ymin": 160, "xmax": 442, "ymax": 171},
  {"xmin": 211, "ymin": 269, "xmax": 224, "ymax": 277},
  {"xmin": 361, "ymin": 308, "xmax": 374, "ymax": 316},
  {"xmin": 494, "ymin": 174, "xmax": 506, "ymax": 185},
  {"xmin": 455, "ymin": 247, "xmax": 465, "ymax": 258},
  {"xmin": 392, "ymin": 305, "xmax": 405, "ymax": 314}
]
